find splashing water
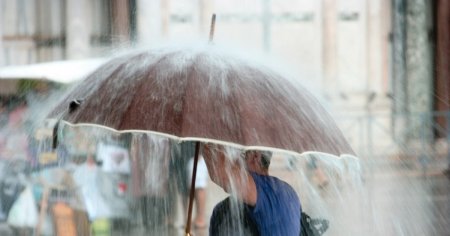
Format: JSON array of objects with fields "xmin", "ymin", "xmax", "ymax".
[
  {"xmin": 48, "ymin": 123, "xmax": 363, "ymax": 236},
  {"xmin": 0, "ymin": 44, "xmax": 447, "ymax": 236}
]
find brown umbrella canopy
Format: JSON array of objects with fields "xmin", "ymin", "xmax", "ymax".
[{"xmin": 49, "ymin": 46, "xmax": 353, "ymax": 156}]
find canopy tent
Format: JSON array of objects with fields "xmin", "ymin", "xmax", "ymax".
[
  {"xmin": 0, "ymin": 58, "xmax": 106, "ymax": 84},
  {"xmin": 0, "ymin": 59, "xmax": 107, "ymax": 95}
]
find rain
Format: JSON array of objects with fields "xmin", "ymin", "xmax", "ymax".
[{"xmin": 0, "ymin": 1, "xmax": 449, "ymax": 236}]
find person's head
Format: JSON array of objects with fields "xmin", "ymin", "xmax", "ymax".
[{"xmin": 243, "ymin": 150, "xmax": 272, "ymax": 174}]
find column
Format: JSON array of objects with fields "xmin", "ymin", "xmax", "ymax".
[
  {"xmin": 196, "ymin": 0, "xmax": 213, "ymax": 35},
  {"xmin": 136, "ymin": 0, "xmax": 162, "ymax": 46},
  {"xmin": 111, "ymin": 0, "xmax": 130, "ymax": 45},
  {"xmin": 322, "ymin": 0, "xmax": 338, "ymax": 97},
  {"xmin": 380, "ymin": 0, "xmax": 391, "ymax": 93},
  {"xmin": 391, "ymin": 0, "xmax": 408, "ymax": 142},
  {"xmin": 365, "ymin": 0, "xmax": 383, "ymax": 95},
  {"xmin": 434, "ymin": 0, "xmax": 450, "ymax": 134},
  {"xmin": 261, "ymin": 0, "xmax": 271, "ymax": 52},
  {"xmin": 405, "ymin": 0, "xmax": 433, "ymax": 140},
  {"xmin": 434, "ymin": 0, "xmax": 450, "ymax": 169},
  {"xmin": 0, "ymin": 0, "xmax": 4, "ymax": 66},
  {"xmin": 161, "ymin": 0, "xmax": 170, "ymax": 39},
  {"xmin": 66, "ymin": 0, "xmax": 90, "ymax": 59}
]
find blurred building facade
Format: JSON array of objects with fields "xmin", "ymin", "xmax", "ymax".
[{"xmin": 0, "ymin": 0, "xmax": 449, "ymax": 159}]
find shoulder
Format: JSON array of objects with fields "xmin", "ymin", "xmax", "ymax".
[
  {"xmin": 251, "ymin": 173, "xmax": 290, "ymax": 188},
  {"xmin": 252, "ymin": 173, "xmax": 299, "ymax": 201}
]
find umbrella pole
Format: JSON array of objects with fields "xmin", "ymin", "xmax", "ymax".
[
  {"xmin": 185, "ymin": 141, "xmax": 201, "ymax": 236},
  {"xmin": 209, "ymin": 13, "xmax": 216, "ymax": 43}
]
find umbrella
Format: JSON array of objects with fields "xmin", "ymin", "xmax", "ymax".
[
  {"xmin": 48, "ymin": 45, "xmax": 355, "ymax": 234},
  {"xmin": 49, "ymin": 49, "xmax": 353, "ymax": 155},
  {"xmin": 47, "ymin": 43, "xmax": 355, "ymax": 236}
]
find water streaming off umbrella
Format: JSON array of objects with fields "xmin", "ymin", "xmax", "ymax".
[
  {"xmin": 41, "ymin": 122, "xmax": 363, "ymax": 236},
  {"xmin": 0, "ymin": 45, "xmax": 443, "ymax": 236},
  {"xmin": 42, "ymin": 45, "xmax": 362, "ymax": 235},
  {"xmin": 48, "ymin": 45, "xmax": 353, "ymax": 156}
]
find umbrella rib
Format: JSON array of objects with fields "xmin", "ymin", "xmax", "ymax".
[
  {"xmin": 229, "ymin": 65, "xmax": 248, "ymax": 146},
  {"xmin": 178, "ymin": 53, "xmax": 203, "ymax": 138},
  {"xmin": 51, "ymin": 53, "xmax": 143, "ymax": 119},
  {"xmin": 116, "ymin": 52, "xmax": 179, "ymax": 130},
  {"xmin": 81, "ymin": 54, "xmax": 149, "ymax": 127},
  {"xmin": 78, "ymin": 54, "xmax": 140, "ymax": 101}
]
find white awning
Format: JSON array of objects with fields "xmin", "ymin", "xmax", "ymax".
[{"xmin": 0, "ymin": 58, "xmax": 107, "ymax": 83}]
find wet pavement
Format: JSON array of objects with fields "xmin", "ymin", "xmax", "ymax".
[
  {"xmin": 427, "ymin": 175, "xmax": 450, "ymax": 236},
  {"xmin": 115, "ymin": 167, "xmax": 450, "ymax": 236},
  {"xmin": 0, "ymin": 161, "xmax": 449, "ymax": 236},
  {"xmin": 365, "ymin": 170, "xmax": 450, "ymax": 236}
]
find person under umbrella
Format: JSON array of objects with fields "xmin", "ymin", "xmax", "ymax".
[
  {"xmin": 204, "ymin": 144, "xmax": 301, "ymax": 235},
  {"xmin": 48, "ymin": 41, "xmax": 356, "ymax": 235}
]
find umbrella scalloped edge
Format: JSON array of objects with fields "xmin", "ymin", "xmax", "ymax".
[{"xmin": 54, "ymin": 119, "xmax": 359, "ymax": 162}]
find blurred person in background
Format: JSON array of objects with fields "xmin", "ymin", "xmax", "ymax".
[
  {"xmin": 95, "ymin": 134, "xmax": 133, "ymax": 232},
  {"xmin": 167, "ymin": 141, "xmax": 210, "ymax": 230},
  {"xmin": 1, "ymin": 99, "xmax": 29, "ymax": 161},
  {"xmin": 0, "ymin": 99, "xmax": 8, "ymax": 128},
  {"xmin": 130, "ymin": 134, "xmax": 170, "ymax": 230},
  {"xmin": 0, "ymin": 99, "xmax": 9, "ymax": 160},
  {"xmin": 167, "ymin": 141, "xmax": 192, "ymax": 228},
  {"xmin": 186, "ymin": 151, "xmax": 209, "ymax": 229}
]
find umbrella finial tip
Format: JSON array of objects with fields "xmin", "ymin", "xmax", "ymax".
[{"xmin": 209, "ymin": 13, "xmax": 216, "ymax": 43}]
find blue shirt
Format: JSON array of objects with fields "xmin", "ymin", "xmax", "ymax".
[{"xmin": 247, "ymin": 172, "xmax": 301, "ymax": 236}]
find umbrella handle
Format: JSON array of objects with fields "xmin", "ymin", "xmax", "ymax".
[{"xmin": 185, "ymin": 141, "xmax": 201, "ymax": 235}]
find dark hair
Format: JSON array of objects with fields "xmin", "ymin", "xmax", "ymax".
[
  {"xmin": 260, "ymin": 151, "xmax": 272, "ymax": 169},
  {"xmin": 243, "ymin": 150, "xmax": 272, "ymax": 170}
]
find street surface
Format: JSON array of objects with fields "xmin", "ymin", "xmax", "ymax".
[{"xmin": 0, "ymin": 158, "xmax": 449, "ymax": 236}]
